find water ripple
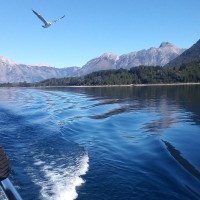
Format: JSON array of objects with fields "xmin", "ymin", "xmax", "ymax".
[{"xmin": 0, "ymin": 86, "xmax": 200, "ymax": 200}]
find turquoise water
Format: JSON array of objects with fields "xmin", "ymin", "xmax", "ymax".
[{"xmin": 0, "ymin": 85, "xmax": 200, "ymax": 200}]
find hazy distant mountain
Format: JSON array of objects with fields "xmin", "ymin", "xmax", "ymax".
[
  {"xmin": 76, "ymin": 42, "xmax": 185, "ymax": 76},
  {"xmin": 166, "ymin": 39, "xmax": 200, "ymax": 66},
  {"xmin": 0, "ymin": 42, "xmax": 185, "ymax": 83},
  {"xmin": 0, "ymin": 56, "xmax": 79, "ymax": 83},
  {"xmin": 116, "ymin": 42, "xmax": 185, "ymax": 69},
  {"xmin": 78, "ymin": 53, "xmax": 119, "ymax": 76}
]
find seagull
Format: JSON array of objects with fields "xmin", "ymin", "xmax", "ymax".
[{"xmin": 32, "ymin": 9, "xmax": 65, "ymax": 28}]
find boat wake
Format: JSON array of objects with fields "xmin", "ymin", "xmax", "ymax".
[
  {"xmin": 34, "ymin": 153, "xmax": 89, "ymax": 200},
  {"xmin": 25, "ymin": 135, "xmax": 89, "ymax": 200}
]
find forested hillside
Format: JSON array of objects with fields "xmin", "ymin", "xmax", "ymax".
[{"xmin": 1, "ymin": 62, "xmax": 200, "ymax": 87}]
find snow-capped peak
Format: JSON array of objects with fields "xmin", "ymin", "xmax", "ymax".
[
  {"xmin": 0, "ymin": 55, "xmax": 16, "ymax": 66},
  {"xmin": 98, "ymin": 52, "xmax": 119, "ymax": 61}
]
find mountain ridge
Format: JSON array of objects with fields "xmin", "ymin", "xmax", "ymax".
[
  {"xmin": 0, "ymin": 42, "xmax": 185, "ymax": 83},
  {"xmin": 166, "ymin": 39, "xmax": 200, "ymax": 66}
]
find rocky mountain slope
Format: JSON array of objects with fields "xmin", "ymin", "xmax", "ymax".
[
  {"xmin": 166, "ymin": 39, "xmax": 200, "ymax": 66},
  {"xmin": 0, "ymin": 42, "xmax": 185, "ymax": 83},
  {"xmin": 77, "ymin": 42, "xmax": 185, "ymax": 76},
  {"xmin": 116, "ymin": 42, "xmax": 185, "ymax": 69},
  {"xmin": 78, "ymin": 53, "xmax": 119, "ymax": 76},
  {"xmin": 0, "ymin": 56, "xmax": 79, "ymax": 83}
]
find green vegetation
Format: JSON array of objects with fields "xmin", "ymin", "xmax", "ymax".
[{"xmin": 1, "ymin": 61, "xmax": 200, "ymax": 87}]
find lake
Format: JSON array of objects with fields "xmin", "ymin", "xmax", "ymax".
[{"xmin": 0, "ymin": 85, "xmax": 200, "ymax": 200}]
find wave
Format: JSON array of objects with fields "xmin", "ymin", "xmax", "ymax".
[
  {"xmin": 0, "ymin": 106, "xmax": 89, "ymax": 200},
  {"xmin": 33, "ymin": 153, "xmax": 89, "ymax": 200},
  {"xmin": 162, "ymin": 140, "xmax": 200, "ymax": 181}
]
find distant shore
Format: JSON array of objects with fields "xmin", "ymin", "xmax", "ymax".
[
  {"xmin": 1, "ymin": 82, "xmax": 200, "ymax": 88},
  {"xmin": 33, "ymin": 82, "xmax": 200, "ymax": 88},
  {"xmin": 133, "ymin": 82, "xmax": 200, "ymax": 87}
]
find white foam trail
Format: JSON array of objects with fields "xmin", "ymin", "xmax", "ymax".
[{"xmin": 34, "ymin": 153, "xmax": 89, "ymax": 200}]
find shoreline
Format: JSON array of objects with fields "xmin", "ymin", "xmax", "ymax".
[
  {"xmin": 1, "ymin": 82, "xmax": 200, "ymax": 88},
  {"xmin": 33, "ymin": 82, "xmax": 200, "ymax": 88}
]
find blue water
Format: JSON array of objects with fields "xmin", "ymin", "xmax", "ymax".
[{"xmin": 0, "ymin": 86, "xmax": 200, "ymax": 200}]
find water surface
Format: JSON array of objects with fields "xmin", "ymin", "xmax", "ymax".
[{"xmin": 0, "ymin": 85, "xmax": 200, "ymax": 200}]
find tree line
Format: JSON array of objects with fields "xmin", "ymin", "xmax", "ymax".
[{"xmin": 1, "ymin": 61, "xmax": 200, "ymax": 87}]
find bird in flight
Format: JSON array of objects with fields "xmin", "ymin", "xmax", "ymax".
[{"xmin": 32, "ymin": 9, "xmax": 65, "ymax": 28}]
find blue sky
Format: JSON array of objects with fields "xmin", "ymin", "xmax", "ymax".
[{"xmin": 1, "ymin": 0, "xmax": 200, "ymax": 68}]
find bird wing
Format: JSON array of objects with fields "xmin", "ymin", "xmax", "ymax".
[
  {"xmin": 32, "ymin": 9, "xmax": 48, "ymax": 25},
  {"xmin": 52, "ymin": 15, "xmax": 65, "ymax": 23}
]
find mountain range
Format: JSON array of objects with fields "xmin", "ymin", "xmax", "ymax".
[{"xmin": 0, "ymin": 42, "xmax": 185, "ymax": 83}]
